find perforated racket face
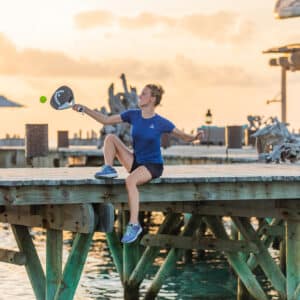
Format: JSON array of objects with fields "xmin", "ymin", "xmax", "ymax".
[{"xmin": 50, "ymin": 86, "xmax": 74, "ymax": 110}]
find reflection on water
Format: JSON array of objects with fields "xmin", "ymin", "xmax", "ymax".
[{"xmin": 0, "ymin": 222, "xmax": 236, "ymax": 300}]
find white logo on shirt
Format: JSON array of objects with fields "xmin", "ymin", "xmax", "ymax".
[{"xmin": 149, "ymin": 124, "xmax": 155, "ymax": 129}]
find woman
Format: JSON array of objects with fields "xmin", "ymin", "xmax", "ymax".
[{"xmin": 73, "ymin": 84, "xmax": 203, "ymax": 243}]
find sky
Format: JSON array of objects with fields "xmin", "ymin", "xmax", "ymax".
[{"xmin": 0, "ymin": 0, "xmax": 300, "ymax": 145}]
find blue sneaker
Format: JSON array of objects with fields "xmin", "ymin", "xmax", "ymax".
[
  {"xmin": 94, "ymin": 165, "xmax": 118, "ymax": 179},
  {"xmin": 121, "ymin": 223, "xmax": 142, "ymax": 243}
]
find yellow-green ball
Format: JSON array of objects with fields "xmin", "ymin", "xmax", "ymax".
[{"xmin": 40, "ymin": 95, "xmax": 47, "ymax": 103}]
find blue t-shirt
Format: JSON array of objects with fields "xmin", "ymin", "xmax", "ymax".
[{"xmin": 120, "ymin": 109, "xmax": 175, "ymax": 164}]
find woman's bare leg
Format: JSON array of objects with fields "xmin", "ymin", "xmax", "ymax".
[
  {"xmin": 103, "ymin": 134, "xmax": 152, "ymax": 224},
  {"xmin": 125, "ymin": 166, "xmax": 152, "ymax": 224},
  {"xmin": 103, "ymin": 134, "xmax": 133, "ymax": 172}
]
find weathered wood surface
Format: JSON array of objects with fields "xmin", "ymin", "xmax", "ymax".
[
  {"xmin": 0, "ymin": 164, "xmax": 300, "ymax": 208},
  {"xmin": 0, "ymin": 145, "xmax": 259, "ymax": 167},
  {"xmin": 0, "ymin": 248, "xmax": 26, "ymax": 265},
  {"xmin": 141, "ymin": 234, "xmax": 259, "ymax": 253},
  {"xmin": 1, "ymin": 163, "xmax": 300, "ymax": 186},
  {"xmin": 46, "ymin": 229, "xmax": 62, "ymax": 299},
  {"xmin": 12, "ymin": 225, "xmax": 46, "ymax": 300},
  {"xmin": 0, "ymin": 204, "xmax": 95, "ymax": 233},
  {"xmin": 62, "ymin": 145, "xmax": 259, "ymax": 164}
]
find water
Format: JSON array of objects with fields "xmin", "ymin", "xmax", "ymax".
[
  {"xmin": 0, "ymin": 224, "xmax": 236, "ymax": 300},
  {"xmin": 0, "ymin": 222, "xmax": 237, "ymax": 300}
]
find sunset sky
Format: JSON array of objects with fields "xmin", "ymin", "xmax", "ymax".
[{"xmin": 0, "ymin": 0, "xmax": 300, "ymax": 145}]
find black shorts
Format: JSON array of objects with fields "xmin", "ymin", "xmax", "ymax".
[{"xmin": 130, "ymin": 156, "xmax": 163, "ymax": 179}]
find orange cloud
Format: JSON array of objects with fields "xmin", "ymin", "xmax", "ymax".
[
  {"xmin": 119, "ymin": 12, "xmax": 175, "ymax": 28},
  {"xmin": 74, "ymin": 10, "xmax": 115, "ymax": 29},
  {"xmin": 180, "ymin": 11, "xmax": 255, "ymax": 43},
  {"xmin": 74, "ymin": 10, "xmax": 254, "ymax": 44},
  {"xmin": 0, "ymin": 33, "xmax": 256, "ymax": 86},
  {"xmin": 174, "ymin": 55, "xmax": 255, "ymax": 86}
]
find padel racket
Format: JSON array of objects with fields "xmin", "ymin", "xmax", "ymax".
[{"xmin": 50, "ymin": 85, "xmax": 83, "ymax": 112}]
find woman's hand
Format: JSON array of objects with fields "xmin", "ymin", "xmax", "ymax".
[
  {"xmin": 171, "ymin": 128, "xmax": 205, "ymax": 143},
  {"xmin": 72, "ymin": 104, "xmax": 85, "ymax": 112},
  {"xmin": 192, "ymin": 130, "xmax": 205, "ymax": 142}
]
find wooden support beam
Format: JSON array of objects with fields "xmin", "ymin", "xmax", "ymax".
[
  {"xmin": 2, "ymin": 178, "xmax": 300, "ymax": 206},
  {"xmin": 46, "ymin": 229, "xmax": 63, "ymax": 300},
  {"xmin": 259, "ymin": 224, "xmax": 284, "ymax": 237},
  {"xmin": 12, "ymin": 225, "xmax": 45, "ymax": 300},
  {"xmin": 54, "ymin": 232, "xmax": 94, "ymax": 300},
  {"xmin": 122, "ymin": 211, "xmax": 140, "ymax": 300},
  {"xmin": 118, "ymin": 199, "xmax": 300, "ymax": 220},
  {"xmin": 286, "ymin": 219, "xmax": 300, "ymax": 300},
  {"xmin": 293, "ymin": 284, "xmax": 300, "ymax": 300},
  {"xmin": 232, "ymin": 217, "xmax": 286, "ymax": 299},
  {"xmin": 247, "ymin": 219, "xmax": 282, "ymax": 270},
  {"xmin": 280, "ymin": 239, "xmax": 286, "ymax": 275},
  {"xmin": 237, "ymin": 232, "xmax": 255, "ymax": 300},
  {"xmin": 128, "ymin": 213, "xmax": 182, "ymax": 287},
  {"xmin": 0, "ymin": 204, "xmax": 95, "ymax": 233},
  {"xmin": 203, "ymin": 216, "xmax": 268, "ymax": 300},
  {"xmin": 0, "ymin": 248, "xmax": 26, "ymax": 265},
  {"xmin": 106, "ymin": 230, "xmax": 124, "ymax": 283},
  {"xmin": 141, "ymin": 234, "xmax": 259, "ymax": 253},
  {"xmin": 94, "ymin": 203, "xmax": 115, "ymax": 232},
  {"xmin": 144, "ymin": 214, "xmax": 202, "ymax": 300}
]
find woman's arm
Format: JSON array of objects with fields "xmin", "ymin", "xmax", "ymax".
[
  {"xmin": 73, "ymin": 104, "xmax": 122, "ymax": 125},
  {"xmin": 171, "ymin": 128, "xmax": 204, "ymax": 143}
]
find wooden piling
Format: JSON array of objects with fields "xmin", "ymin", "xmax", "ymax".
[
  {"xmin": 46, "ymin": 229, "xmax": 63, "ymax": 300},
  {"xmin": 237, "ymin": 232, "xmax": 255, "ymax": 300},
  {"xmin": 144, "ymin": 214, "xmax": 201, "ymax": 300},
  {"xmin": 54, "ymin": 232, "xmax": 94, "ymax": 300},
  {"xmin": 12, "ymin": 225, "xmax": 45, "ymax": 300},
  {"xmin": 106, "ymin": 230, "xmax": 124, "ymax": 282},
  {"xmin": 57, "ymin": 131, "xmax": 69, "ymax": 148},
  {"xmin": 25, "ymin": 124, "xmax": 48, "ymax": 159},
  {"xmin": 122, "ymin": 211, "xmax": 140, "ymax": 300},
  {"xmin": 286, "ymin": 219, "xmax": 300, "ymax": 300},
  {"xmin": 128, "ymin": 213, "xmax": 182, "ymax": 287}
]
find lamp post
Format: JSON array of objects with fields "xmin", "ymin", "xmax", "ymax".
[{"xmin": 205, "ymin": 109, "xmax": 212, "ymax": 146}]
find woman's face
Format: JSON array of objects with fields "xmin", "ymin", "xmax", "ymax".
[{"xmin": 138, "ymin": 86, "xmax": 155, "ymax": 108}]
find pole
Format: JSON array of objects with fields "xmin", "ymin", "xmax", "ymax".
[{"xmin": 281, "ymin": 66, "xmax": 287, "ymax": 123}]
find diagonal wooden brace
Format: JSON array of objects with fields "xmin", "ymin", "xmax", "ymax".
[
  {"xmin": 203, "ymin": 216, "xmax": 268, "ymax": 300},
  {"xmin": 232, "ymin": 216, "xmax": 286, "ymax": 299}
]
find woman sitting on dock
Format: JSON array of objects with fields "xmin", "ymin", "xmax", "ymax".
[{"xmin": 73, "ymin": 84, "xmax": 203, "ymax": 243}]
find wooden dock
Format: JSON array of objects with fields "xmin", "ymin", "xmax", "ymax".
[{"xmin": 0, "ymin": 164, "xmax": 300, "ymax": 299}]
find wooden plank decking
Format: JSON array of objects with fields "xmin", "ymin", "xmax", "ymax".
[
  {"xmin": 0, "ymin": 164, "xmax": 300, "ymax": 213},
  {"xmin": 1, "ymin": 163, "xmax": 300, "ymax": 186}
]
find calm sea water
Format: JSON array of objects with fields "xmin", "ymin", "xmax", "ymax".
[{"xmin": 0, "ymin": 219, "xmax": 279, "ymax": 300}]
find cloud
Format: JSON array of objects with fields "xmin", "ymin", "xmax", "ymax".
[
  {"xmin": 119, "ymin": 12, "xmax": 175, "ymax": 29},
  {"xmin": 174, "ymin": 54, "xmax": 255, "ymax": 86},
  {"xmin": 74, "ymin": 11, "xmax": 115, "ymax": 29},
  {"xmin": 0, "ymin": 33, "xmax": 256, "ymax": 86},
  {"xmin": 74, "ymin": 10, "xmax": 255, "ymax": 44},
  {"xmin": 180, "ymin": 11, "xmax": 255, "ymax": 43}
]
